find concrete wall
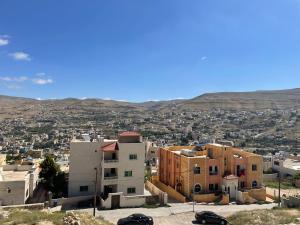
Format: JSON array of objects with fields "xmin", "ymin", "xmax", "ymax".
[
  {"xmin": 68, "ymin": 141, "xmax": 102, "ymax": 197},
  {"xmin": 152, "ymin": 179, "xmax": 186, "ymax": 202},
  {"xmin": 263, "ymin": 173, "xmax": 278, "ymax": 181},
  {"xmin": 248, "ymin": 187, "xmax": 266, "ymax": 201},
  {"xmin": 101, "ymin": 192, "xmax": 146, "ymax": 209},
  {"xmin": 120, "ymin": 195, "xmax": 146, "ymax": 208},
  {"xmin": 54, "ymin": 195, "xmax": 93, "ymax": 209},
  {"xmin": 0, "ymin": 203, "xmax": 44, "ymax": 210},
  {"xmin": 0, "ymin": 180, "xmax": 27, "ymax": 205},
  {"xmin": 145, "ymin": 180, "xmax": 168, "ymax": 204},
  {"xmin": 194, "ymin": 193, "xmax": 219, "ymax": 203}
]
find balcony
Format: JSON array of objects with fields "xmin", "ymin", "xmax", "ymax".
[
  {"xmin": 209, "ymin": 172, "xmax": 218, "ymax": 176},
  {"xmin": 104, "ymin": 175, "xmax": 118, "ymax": 180},
  {"xmin": 104, "ymin": 159, "xmax": 119, "ymax": 163},
  {"xmin": 237, "ymin": 169, "xmax": 245, "ymax": 177}
]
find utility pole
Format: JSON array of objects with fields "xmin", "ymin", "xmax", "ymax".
[
  {"xmin": 93, "ymin": 167, "xmax": 98, "ymax": 217},
  {"xmin": 278, "ymin": 170, "xmax": 281, "ymax": 207}
]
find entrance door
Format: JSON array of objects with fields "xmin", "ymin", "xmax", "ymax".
[{"xmin": 111, "ymin": 195, "xmax": 120, "ymax": 209}]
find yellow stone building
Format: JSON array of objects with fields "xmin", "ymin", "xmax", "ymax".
[{"xmin": 159, "ymin": 143, "xmax": 266, "ymax": 203}]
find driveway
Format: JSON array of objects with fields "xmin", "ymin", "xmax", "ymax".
[{"xmin": 74, "ymin": 202, "xmax": 277, "ymax": 225}]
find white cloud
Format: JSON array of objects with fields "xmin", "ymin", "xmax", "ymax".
[
  {"xmin": 0, "ymin": 38, "xmax": 9, "ymax": 46},
  {"xmin": 9, "ymin": 52, "xmax": 31, "ymax": 61},
  {"xmin": 0, "ymin": 76, "xmax": 28, "ymax": 82},
  {"xmin": 201, "ymin": 56, "xmax": 207, "ymax": 61},
  {"xmin": 4, "ymin": 83, "xmax": 21, "ymax": 90},
  {"xmin": 32, "ymin": 78, "xmax": 53, "ymax": 85},
  {"xmin": 36, "ymin": 72, "xmax": 46, "ymax": 77}
]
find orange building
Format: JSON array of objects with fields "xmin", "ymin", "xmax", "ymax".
[{"xmin": 159, "ymin": 143, "xmax": 266, "ymax": 203}]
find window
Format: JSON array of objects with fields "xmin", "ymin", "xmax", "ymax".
[
  {"xmin": 194, "ymin": 166, "xmax": 200, "ymax": 174},
  {"xmin": 209, "ymin": 166, "xmax": 218, "ymax": 175},
  {"xmin": 124, "ymin": 170, "xmax": 133, "ymax": 177},
  {"xmin": 252, "ymin": 164, "xmax": 257, "ymax": 171},
  {"xmin": 194, "ymin": 184, "xmax": 201, "ymax": 193},
  {"xmin": 127, "ymin": 187, "xmax": 136, "ymax": 194},
  {"xmin": 129, "ymin": 154, "xmax": 137, "ymax": 160},
  {"xmin": 274, "ymin": 161, "xmax": 280, "ymax": 166},
  {"xmin": 252, "ymin": 181, "xmax": 257, "ymax": 188},
  {"xmin": 209, "ymin": 184, "xmax": 218, "ymax": 191},
  {"xmin": 80, "ymin": 186, "xmax": 88, "ymax": 192}
]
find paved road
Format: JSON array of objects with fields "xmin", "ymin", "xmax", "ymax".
[{"xmin": 74, "ymin": 202, "xmax": 276, "ymax": 225}]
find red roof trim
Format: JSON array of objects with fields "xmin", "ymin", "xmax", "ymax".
[
  {"xmin": 119, "ymin": 131, "xmax": 141, "ymax": 137},
  {"xmin": 101, "ymin": 142, "xmax": 119, "ymax": 152}
]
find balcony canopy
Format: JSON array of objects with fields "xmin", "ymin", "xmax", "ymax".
[{"xmin": 101, "ymin": 142, "xmax": 119, "ymax": 152}]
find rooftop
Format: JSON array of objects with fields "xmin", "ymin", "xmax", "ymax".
[
  {"xmin": 119, "ymin": 131, "xmax": 141, "ymax": 137},
  {"xmin": 0, "ymin": 170, "xmax": 29, "ymax": 181},
  {"xmin": 101, "ymin": 142, "xmax": 119, "ymax": 152}
]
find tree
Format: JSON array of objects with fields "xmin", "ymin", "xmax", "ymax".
[
  {"xmin": 39, "ymin": 155, "xmax": 60, "ymax": 189},
  {"xmin": 39, "ymin": 155, "xmax": 66, "ymax": 197}
]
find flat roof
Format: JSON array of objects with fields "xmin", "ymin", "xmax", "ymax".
[{"xmin": 0, "ymin": 170, "xmax": 28, "ymax": 181}]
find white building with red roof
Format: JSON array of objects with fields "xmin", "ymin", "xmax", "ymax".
[{"xmin": 68, "ymin": 132, "xmax": 145, "ymax": 203}]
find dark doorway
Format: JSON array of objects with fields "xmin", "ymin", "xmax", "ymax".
[{"xmin": 111, "ymin": 195, "xmax": 120, "ymax": 209}]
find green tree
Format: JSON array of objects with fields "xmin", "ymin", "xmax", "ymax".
[
  {"xmin": 39, "ymin": 155, "xmax": 60, "ymax": 190},
  {"xmin": 39, "ymin": 155, "xmax": 66, "ymax": 197}
]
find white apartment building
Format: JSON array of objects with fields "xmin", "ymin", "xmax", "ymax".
[
  {"xmin": 0, "ymin": 161, "xmax": 40, "ymax": 206},
  {"xmin": 68, "ymin": 131, "xmax": 145, "ymax": 198}
]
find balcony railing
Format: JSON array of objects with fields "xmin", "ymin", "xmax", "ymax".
[
  {"xmin": 104, "ymin": 175, "xmax": 118, "ymax": 180},
  {"xmin": 237, "ymin": 169, "xmax": 245, "ymax": 177},
  {"xmin": 104, "ymin": 159, "xmax": 119, "ymax": 163},
  {"xmin": 209, "ymin": 171, "xmax": 218, "ymax": 176}
]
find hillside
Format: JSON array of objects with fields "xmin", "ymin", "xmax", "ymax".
[
  {"xmin": 1, "ymin": 88, "xmax": 300, "ymax": 119},
  {"xmin": 181, "ymin": 88, "xmax": 300, "ymax": 110}
]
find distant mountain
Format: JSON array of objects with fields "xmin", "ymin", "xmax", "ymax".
[
  {"xmin": 0, "ymin": 88, "xmax": 299, "ymax": 120},
  {"xmin": 180, "ymin": 88, "xmax": 300, "ymax": 110}
]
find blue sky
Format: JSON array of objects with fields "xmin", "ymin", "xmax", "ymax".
[{"xmin": 1, "ymin": 0, "xmax": 300, "ymax": 102}]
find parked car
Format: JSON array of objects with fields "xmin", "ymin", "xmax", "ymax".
[
  {"xmin": 195, "ymin": 211, "xmax": 228, "ymax": 224},
  {"xmin": 117, "ymin": 213, "xmax": 154, "ymax": 225}
]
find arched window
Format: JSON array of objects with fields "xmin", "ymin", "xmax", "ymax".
[
  {"xmin": 252, "ymin": 181, "xmax": 257, "ymax": 188},
  {"xmin": 194, "ymin": 184, "xmax": 201, "ymax": 194}
]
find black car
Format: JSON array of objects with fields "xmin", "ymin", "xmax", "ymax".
[
  {"xmin": 117, "ymin": 213, "xmax": 154, "ymax": 225},
  {"xmin": 195, "ymin": 211, "xmax": 228, "ymax": 225}
]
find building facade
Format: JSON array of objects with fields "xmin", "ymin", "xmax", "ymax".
[
  {"xmin": 159, "ymin": 143, "xmax": 265, "ymax": 202},
  {"xmin": 0, "ymin": 161, "xmax": 40, "ymax": 206},
  {"xmin": 68, "ymin": 132, "xmax": 145, "ymax": 198}
]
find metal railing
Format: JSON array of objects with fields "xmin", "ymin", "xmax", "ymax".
[
  {"xmin": 104, "ymin": 175, "xmax": 118, "ymax": 180},
  {"xmin": 104, "ymin": 159, "xmax": 119, "ymax": 163}
]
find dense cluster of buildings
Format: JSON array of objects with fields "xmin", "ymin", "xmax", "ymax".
[
  {"xmin": 263, "ymin": 151, "xmax": 300, "ymax": 177},
  {"xmin": 0, "ymin": 128, "xmax": 269, "ymax": 207}
]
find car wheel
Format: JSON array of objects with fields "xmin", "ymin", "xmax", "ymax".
[
  {"xmin": 220, "ymin": 220, "xmax": 227, "ymax": 225},
  {"xmin": 201, "ymin": 219, "xmax": 206, "ymax": 224}
]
